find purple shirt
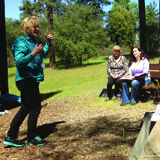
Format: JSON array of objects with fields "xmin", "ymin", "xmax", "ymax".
[{"xmin": 128, "ymin": 58, "xmax": 150, "ymax": 80}]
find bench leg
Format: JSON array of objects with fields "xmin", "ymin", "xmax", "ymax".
[{"xmin": 138, "ymin": 89, "xmax": 143, "ymax": 103}]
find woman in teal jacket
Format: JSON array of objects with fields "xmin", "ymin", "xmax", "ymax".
[{"xmin": 3, "ymin": 16, "xmax": 53, "ymax": 147}]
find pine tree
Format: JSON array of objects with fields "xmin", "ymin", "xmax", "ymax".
[
  {"xmin": 106, "ymin": 7, "xmax": 137, "ymax": 47},
  {"xmin": 20, "ymin": 0, "xmax": 64, "ymax": 68}
]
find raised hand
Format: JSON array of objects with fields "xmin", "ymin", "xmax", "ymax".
[
  {"xmin": 31, "ymin": 44, "xmax": 43, "ymax": 57},
  {"xmin": 44, "ymin": 32, "xmax": 53, "ymax": 43}
]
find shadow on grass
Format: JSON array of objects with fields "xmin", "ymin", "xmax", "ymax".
[
  {"xmin": 8, "ymin": 121, "xmax": 66, "ymax": 145},
  {"xmin": 8, "ymin": 72, "xmax": 16, "ymax": 78},
  {"xmin": 42, "ymin": 115, "xmax": 139, "ymax": 160},
  {"xmin": 1, "ymin": 114, "xmax": 139, "ymax": 159},
  {"xmin": 57, "ymin": 115, "xmax": 138, "ymax": 145},
  {"xmin": 40, "ymin": 90, "xmax": 62, "ymax": 101},
  {"xmin": 37, "ymin": 121, "xmax": 66, "ymax": 139},
  {"xmin": 45, "ymin": 61, "xmax": 105, "ymax": 70},
  {"xmin": 147, "ymin": 50, "xmax": 160, "ymax": 59}
]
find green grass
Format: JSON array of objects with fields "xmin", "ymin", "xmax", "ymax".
[
  {"xmin": 8, "ymin": 54, "xmax": 160, "ymax": 105},
  {"xmin": 8, "ymin": 56, "xmax": 107, "ymax": 104}
]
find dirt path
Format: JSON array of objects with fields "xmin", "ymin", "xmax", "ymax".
[{"xmin": 0, "ymin": 98, "xmax": 155, "ymax": 160}]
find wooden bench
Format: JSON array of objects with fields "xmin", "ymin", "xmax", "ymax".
[{"xmin": 139, "ymin": 60, "xmax": 160, "ymax": 104}]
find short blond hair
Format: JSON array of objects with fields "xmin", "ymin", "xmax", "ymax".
[
  {"xmin": 19, "ymin": 16, "xmax": 39, "ymax": 36},
  {"xmin": 113, "ymin": 45, "xmax": 121, "ymax": 53}
]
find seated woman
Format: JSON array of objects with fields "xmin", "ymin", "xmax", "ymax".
[
  {"xmin": 105, "ymin": 45, "xmax": 127, "ymax": 101},
  {"xmin": 121, "ymin": 46, "xmax": 151, "ymax": 105}
]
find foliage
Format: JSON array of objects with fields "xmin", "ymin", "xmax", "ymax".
[
  {"xmin": 73, "ymin": 0, "xmax": 111, "ymax": 6},
  {"xmin": 73, "ymin": 0, "xmax": 111, "ymax": 16},
  {"xmin": 6, "ymin": 0, "xmax": 159, "ymax": 67},
  {"xmin": 19, "ymin": 0, "xmax": 36, "ymax": 19},
  {"xmin": 112, "ymin": 0, "xmax": 139, "ymax": 20},
  {"xmin": 52, "ymin": 4, "xmax": 109, "ymax": 66},
  {"xmin": 19, "ymin": 0, "xmax": 64, "ymax": 19},
  {"xmin": 5, "ymin": 18, "xmax": 21, "ymax": 66},
  {"xmin": 35, "ymin": 17, "xmax": 49, "ymax": 44},
  {"xmin": 106, "ymin": 7, "xmax": 137, "ymax": 48},
  {"xmin": 145, "ymin": 1, "xmax": 159, "ymax": 53},
  {"xmin": 112, "ymin": 0, "xmax": 138, "ymax": 12},
  {"xmin": 19, "ymin": 0, "xmax": 66, "ymax": 68}
]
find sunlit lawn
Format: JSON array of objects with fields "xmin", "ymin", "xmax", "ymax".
[
  {"xmin": 8, "ymin": 53, "xmax": 160, "ymax": 105},
  {"xmin": 8, "ymin": 56, "xmax": 107, "ymax": 104}
]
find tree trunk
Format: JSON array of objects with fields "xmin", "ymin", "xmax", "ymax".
[
  {"xmin": 158, "ymin": 0, "xmax": 160, "ymax": 53},
  {"xmin": 78, "ymin": 57, "xmax": 83, "ymax": 66},
  {"xmin": 47, "ymin": 1, "xmax": 56, "ymax": 68},
  {"xmin": 138, "ymin": 0, "xmax": 147, "ymax": 52},
  {"xmin": 0, "ymin": 0, "xmax": 9, "ymax": 95}
]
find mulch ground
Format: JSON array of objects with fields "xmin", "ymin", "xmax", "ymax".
[{"xmin": 0, "ymin": 97, "xmax": 156, "ymax": 160}]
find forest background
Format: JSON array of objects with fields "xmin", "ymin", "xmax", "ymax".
[
  {"xmin": 5, "ymin": 0, "xmax": 159, "ymax": 68},
  {"xmin": 2, "ymin": 1, "xmax": 160, "ymax": 159}
]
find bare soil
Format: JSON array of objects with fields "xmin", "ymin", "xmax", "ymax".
[{"xmin": 0, "ymin": 97, "xmax": 156, "ymax": 160}]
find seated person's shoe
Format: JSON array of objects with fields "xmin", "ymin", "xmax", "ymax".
[
  {"xmin": 112, "ymin": 96, "xmax": 117, "ymax": 100},
  {"xmin": 117, "ymin": 94, "xmax": 121, "ymax": 101},
  {"xmin": 3, "ymin": 136, "xmax": 25, "ymax": 147},
  {"xmin": 120, "ymin": 103, "xmax": 129, "ymax": 106},
  {"xmin": 105, "ymin": 96, "xmax": 110, "ymax": 101},
  {"xmin": 131, "ymin": 102, "xmax": 136, "ymax": 105},
  {"xmin": 28, "ymin": 135, "xmax": 47, "ymax": 146}
]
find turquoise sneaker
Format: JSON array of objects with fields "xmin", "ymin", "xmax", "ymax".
[
  {"xmin": 3, "ymin": 136, "xmax": 25, "ymax": 147},
  {"xmin": 28, "ymin": 135, "xmax": 47, "ymax": 146}
]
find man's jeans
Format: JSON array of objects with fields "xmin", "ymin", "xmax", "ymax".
[{"xmin": 122, "ymin": 79, "xmax": 145, "ymax": 104}]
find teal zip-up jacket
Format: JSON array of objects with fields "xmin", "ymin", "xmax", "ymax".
[{"xmin": 12, "ymin": 35, "xmax": 51, "ymax": 82}]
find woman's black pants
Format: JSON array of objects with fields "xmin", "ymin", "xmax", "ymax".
[
  {"xmin": 107, "ymin": 76, "xmax": 122, "ymax": 98},
  {"xmin": 7, "ymin": 78, "xmax": 41, "ymax": 140}
]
